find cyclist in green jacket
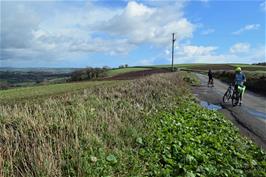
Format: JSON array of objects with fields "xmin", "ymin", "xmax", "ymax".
[{"xmin": 234, "ymin": 67, "xmax": 246, "ymax": 105}]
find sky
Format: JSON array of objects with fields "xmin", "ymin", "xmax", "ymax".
[{"xmin": 0, "ymin": 0, "xmax": 265, "ymax": 68}]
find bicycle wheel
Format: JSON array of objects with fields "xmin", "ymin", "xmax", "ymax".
[
  {"xmin": 232, "ymin": 92, "xmax": 239, "ymax": 106},
  {"xmin": 223, "ymin": 90, "xmax": 231, "ymax": 103}
]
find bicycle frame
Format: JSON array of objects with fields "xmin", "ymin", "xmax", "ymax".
[
  {"xmin": 223, "ymin": 83, "xmax": 234, "ymax": 103},
  {"xmin": 228, "ymin": 84, "xmax": 234, "ymax": 94}
]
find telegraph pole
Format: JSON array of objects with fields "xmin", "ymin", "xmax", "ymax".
[{"xmin": 171, "ymin": 33, "xmax": 176, "ymax": 72}]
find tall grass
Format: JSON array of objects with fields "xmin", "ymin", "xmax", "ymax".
[{"xmin": 0, "ymin": 72, "xmax": 190, "ymax": 176}]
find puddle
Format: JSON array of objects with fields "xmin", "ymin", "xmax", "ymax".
[
  {"xmin": 200, "ymin": 101, "xmax": 222, "ymax": 111},
  {"xmin": 246, "ymin": 109, "xmax": 266, "ymax": 120}
]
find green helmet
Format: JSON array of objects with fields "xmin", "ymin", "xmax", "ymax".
[{"xmin": 235, "ymin": 67, "xmax": 241, "ymax": 72}]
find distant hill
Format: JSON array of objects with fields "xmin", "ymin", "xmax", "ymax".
[{"xmin": 0, "ymin": 67, "xmax": 82, "ymax": 73}]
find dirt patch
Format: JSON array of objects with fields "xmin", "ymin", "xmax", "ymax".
[{"xmin": 101, "ymin": 68, "xmax": 171, "ymax": 80}]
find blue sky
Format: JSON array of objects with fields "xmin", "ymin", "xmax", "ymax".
[{"xmin": 1, "ymin": 0, "xmax": 265, "ymax": 67}]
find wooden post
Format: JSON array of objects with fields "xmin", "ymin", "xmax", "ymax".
[{"xmin": 171, "ymin": 33, "xmax": 176, "ymax": 72}]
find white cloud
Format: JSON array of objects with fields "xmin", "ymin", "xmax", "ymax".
[
  {"xmin": 200, "ymin": 0, "xmax": 209, "ymax": 3},
  {"xmin": 1, "ymin": 1, "xmax": 195, "ymax": 65},
  {"xmin": 201, "ymin": 28, "xmax": 215, "ymax": 35},
  {"xmin": 233, "ymin": 24, "xmax": 260, "ymax": 35},
  {"xmin": 177, "ymin": 45, "xmax": 217, "ymax": 57},
  {"xmin": 230, "ymin": 43, "xmax": 250, "ymax": 53},
  {"xmin": 260, "ymin": 1, "xmax": 266, "ymax": 11},
  {"xmin": 137, "ymin": 59, "xmax": 154, "ymax": 66},
  {"xmin": 171, "ymin": 43, "xmax": 265, "ymax": 64},
  {"xmin": 97, "ymin": 1, "xmax": 194, "ymax": 45},
  {"xmin": 1, "ymin": 1, "xmax": 264, "ymax": 67},
  {"xmin": 1, "ymin": 3, "xmax": 40, "ymax": 49}
]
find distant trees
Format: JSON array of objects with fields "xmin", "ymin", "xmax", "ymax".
[
  {"xmin": 118, "ymin": 64, "xmax": 129, "ymax": 68},
  {"xmin": 253, "ymin": 62, "xmax": 266, "ymax": 66},
  {"xmin": 0, "ymin": 82, "xmax": 10, "ymax": 90},
  {"xmin": 69, "ymin": 67, "xmax": 108, "ymax": 81}
]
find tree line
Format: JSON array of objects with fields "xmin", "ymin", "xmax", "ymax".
[{"xmin": 69, "ymin": 67, "xmax": 109, "ymax": 81}]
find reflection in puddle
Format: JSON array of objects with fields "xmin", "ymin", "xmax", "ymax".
[{"xmin": 200, "ymin": 101, "xmax": 222, "ymax": 111}]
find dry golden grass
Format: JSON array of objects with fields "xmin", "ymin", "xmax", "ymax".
[{"xmin": 0, "ymin": 72, "xmax": 190, "ymax": 177}]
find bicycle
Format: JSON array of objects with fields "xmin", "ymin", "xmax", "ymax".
[
  {"xmin": 223, "ymin": 83, "xmax": 234, "ymax": 103},
  {"xmin": 231, "ymin": 85, "xmax": 245, "ymax": 106},
  {"xmin": 223, "ymin": 83, "xmax": 245, "ymax": 106}
]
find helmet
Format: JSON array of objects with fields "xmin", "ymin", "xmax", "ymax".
[{"xmin": 235, "ymin": 67, "xmax": 241, "ymax": 72}]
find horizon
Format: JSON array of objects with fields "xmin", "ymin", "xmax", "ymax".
[
  {"xmin": 1, "ymin": 0, "xmax": 265, "ymax": 68},
  {"xmin": 0, "ymin": 62, "xmax": 265, "ymax": 69}
]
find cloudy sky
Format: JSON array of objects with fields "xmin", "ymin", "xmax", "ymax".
[{"xmin": 1, "ymin": 0, "xmax": 265, "ymax": 67}]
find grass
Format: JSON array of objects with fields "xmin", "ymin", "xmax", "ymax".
[
  {"xmin": 0, "ymin": 72, "xmax": 190, "ymax": 176},
  {"xmin": 106, "ymin": 67, "xmax": 152, "ymax": 77},
  {"xmin": 0, "ymin": 80, "xmax": 115, "ymax": 103},
  {"xmin": 0, "ymin": 72, "xmax": 265, "ymax": 176}
]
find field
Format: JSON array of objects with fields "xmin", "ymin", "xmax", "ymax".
[
  {"xmin": 0, "ymin": 80, "xmax": 115, "ymax": 104},
  {"xmin": 2, "ymin": 63, "xmax": 264, "ymax": 90},
  {"xmin": 1, "ymin": 71, "xmax": 265, "ymax": 177},
  {"xmin": 106, "ymin": 67, "xmax": 152, "ymax": 77},
  {"xmin": 0, "ymin": 68, "xmax": 77, "ymax": 87},
  {"xmin": 148, "ymin": 63, "xmax": 266, "ymax": 72},
  {"xmin": 103, "ymin": 68, "xmax": 171, "ymax": 80}
]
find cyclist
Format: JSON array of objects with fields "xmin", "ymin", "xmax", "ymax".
[
  {"xmin": 234, "ymin": 67, "xmax": 246, "ymax": 105},
  {"xmin": 208, "ymin": 69, "xmax": 214, "ymax": 86}
]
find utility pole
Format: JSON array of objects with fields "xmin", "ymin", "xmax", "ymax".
[{"xmin": 171, "ymin": 33, "xmax": 176, "ymax": 72}]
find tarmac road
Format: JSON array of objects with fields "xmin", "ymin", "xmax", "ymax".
[{"xmin": 193, "ymin": 73, "xmax": 266, "ymax": 150}]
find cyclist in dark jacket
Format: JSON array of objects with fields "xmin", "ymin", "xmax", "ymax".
[
  {"xmin": 208, "ymin": 69, "xmax": 213, "ymax": 86},
  {"xmin": 234, "ymin": 67, "xmax": 246, "ymax": 104}
]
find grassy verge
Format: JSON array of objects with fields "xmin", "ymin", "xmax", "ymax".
[{"xmin": 0, "ymin": 72, "xmax": 265, "ymax": 176}]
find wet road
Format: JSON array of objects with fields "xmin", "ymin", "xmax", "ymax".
[{"xmin": 193, "ymin": 73, "xmax": 266, "ymax": 150}]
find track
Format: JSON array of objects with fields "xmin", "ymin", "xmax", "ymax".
[{"xmin": 193, "ymin": 73, "xmax": 266, "ymax": 150}]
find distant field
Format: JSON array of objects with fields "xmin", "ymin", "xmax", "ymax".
[
  {"xmin": 147, "ymin": 64, "xmax": 266, "ymax": 72},
  {"xmin": 0, "ymin": 80, "xmax": 115, "ymax": 103},
  {"xmin": 106, "ymin": 67, "xmax": 152, "ymax": 77},
  {"xmin": 179, "ymin": 64, "xmax": 266, "ymax": 72}
]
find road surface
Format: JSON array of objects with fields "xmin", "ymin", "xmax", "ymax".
[{"xmin": 193, "ymin": 74, "xmax": 266, "ymax": 150}]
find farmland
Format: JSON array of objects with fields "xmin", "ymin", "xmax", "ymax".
[
  {"xmin": 1, "ymin": 71, "xmax": 265, "ymax": 177},
  {"xmin": 106, "ymin": 67, "xmax": 152, "ymax": 77},
  {"xmin": 0, "ymin": 80, "xmax": 116, "ymax": 104}
]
